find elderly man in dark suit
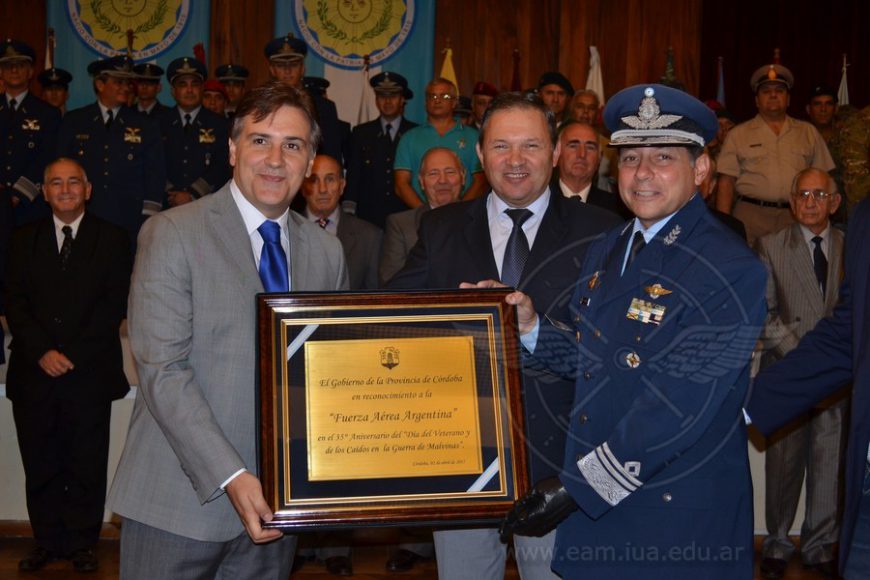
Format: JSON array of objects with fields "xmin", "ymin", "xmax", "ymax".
[
  {"xmin": 551, "ymin": 120, "xmax": 631, "ymax": 219},
  {"xmin": 755, "ymin": 167, "xmax": 846, "ymax": 579},
  {"xmin": 107, "ymin": 82, "xmax": 348, "ymax": 580},
  {"xmin": 379, "ymin": 146, "xmax": 465, "ymax": 286},
  {"xmin": 302, "ymin": 154, "xmax": 382, "ymax": 291},
  {"xmin": 748, "ymin": 196, "xmax": 870, "ymax": 580},
  {"xmin": 6, "ymin": 157, "xmax": 132, "ymax": 573},
  {"xmin": 389, "ymin": 92, "xmax": 619, "ymax": 580}
]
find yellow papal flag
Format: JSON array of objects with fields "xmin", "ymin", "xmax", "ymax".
[{"xmin": 440, "ymin": 47, "xmax": 459, "ymax": 94}]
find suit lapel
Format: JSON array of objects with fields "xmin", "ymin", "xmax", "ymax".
[
  {"xmin": 824, "ymin": 228, "xmax": 845, "ymax": 310},
  {"xmin": 336, "ymin": 218, "xmax": 357, "ymax": 255},
  {"xmin": 462, "ymin": 197, "xmax": 500, "ymax": 281},
  {"xmin": 522, "ymin": 194, "xmax": 568, "ymax": 284},
  {"xmin": 288, "ymin": 211, "xmax": 316, "ymax": 291},
  {"xmin": 36, "ymin": 218, "xmax": 63, "ymax": 273},
  {"xmin": 208, "ymin": 187, "xmax": 263, "ymax": 296},
  {"xmin": 66, "ymin": 213, "xmax": 98, "ymax": 273}
]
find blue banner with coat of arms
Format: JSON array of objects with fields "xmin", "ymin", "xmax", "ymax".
[
  {"xmin": 274, "ymin": 0, "xmax": 435, "ymax": 125},
  {"xmin": 48, "ymin": 0, "xmax": 211, "ymax": 111}
]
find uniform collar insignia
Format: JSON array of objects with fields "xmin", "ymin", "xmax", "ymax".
[{"xmin": 662, "ymin": 224, "xmax": 681, "ymax": 246}]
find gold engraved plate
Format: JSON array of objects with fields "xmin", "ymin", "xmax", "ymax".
[{"xmin": 305, "ymin": 336, "xmax": 483, "ymax": 481}]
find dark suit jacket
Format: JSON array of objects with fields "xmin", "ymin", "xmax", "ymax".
[
  {"xmin": 5, "ymin": 212, "xmax": 132, "ymax": 404},
  {"xmin": 379, "ymin": 204, "xmax": 428, "ymax": 286},
  {"xmin": 748, "ymin": 199, "xmax": 870, "ymax": 571},
  {"xmin": 336, "ymin": 212, "xmax": 383, "ymax": 290},
  {"xmin": 549, "ymin": 173, "xmax": 633, "ymax": 220},
  {"xmin": 388, "ymin": 191, "xmax": 620, "ymax": 481},
  {"xmin": 345, "ymin": 116, "xmax": 418, "ymax": 228}
]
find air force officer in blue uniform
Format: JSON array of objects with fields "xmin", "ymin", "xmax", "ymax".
[{"xmin": 497, "ymin": 85, "xmax": 767, "ymax": 579}]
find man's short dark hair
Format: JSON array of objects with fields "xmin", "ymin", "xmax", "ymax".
[
  {"xmin": 231, "ymin": 80, "xmax": 322, "ymax": 153},
  {"xmin": 478, "ymin": 92, "xmax": 557, "ymax": 147}
]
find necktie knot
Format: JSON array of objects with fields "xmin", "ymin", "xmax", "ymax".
[
  {"xmin": 317, "ymin": 217, "xmax": 330, "ymax": 229},
  {"xmin": 384, "ymin": 122, "xmax": 393, "ymax": 140},
  {"xmin": 812, "ymin": 235, "xmax": 823, "ymax": 248},
  {"xmin": 62, "ymin": 225, "xmax": 73, "ymax": 237},
  {"xmin": 258, "ymin": 220, "xmax": 281, "ymax": 242},
  {"xmin": 184, "ymin": 113, "xmax": 192, "ymax": 128},
  {"xmin": 9, "ymin": 97, "xmax": 17, "ymax": 111},
  {"xmin": 505, "ymin": 208, "xmax": 533, "ymax": 227}
]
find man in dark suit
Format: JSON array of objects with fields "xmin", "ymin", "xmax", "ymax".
[
  {"xmin": 344, "ymin": 71, "xmax": 418, "ymax": 228},
  {"xmin": 57, "ymin": 56, "xmax": 165, "ymax": 243},
  {"xmin": 0, "ymin": 39, "xmax": 61, "ymax": 226},
  {"xmin": 379, "ymin": 147, "xmax": 465, "ymax": 286},
  {"xmin": 389, "ymin": 92, "xmax": 619, "ymax": 580},
  {"xmin": 498, "ymin": 84, "xmax": 767, "ymax": 580},
  {"xmin": 748, "ymin": 197, "xmax": 870, "ymax": 579},
  {"xmin": 755, "ymin": 168, "xmax": 846, "ymax": 579},
  {"xmin": 158, "ymin": 57, "xmax": 230, "ymax": 207},
  {"xmin": 550, "ymin": 120, "xmax": 631, "ymax": 219},
  {"xmin": 6, "ymin": 157, "xmax": 132, "ymax": 573},
  {"xmin": 302, "ymin": 154, "xmax": 381, "ymax": 291}
]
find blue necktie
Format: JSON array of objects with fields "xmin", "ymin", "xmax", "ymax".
[
  {"xmin": 257, "ymin": 220, "xmax": 288, "ymax": 292},
  {"xmin": 501, "ymin": 209, "xmax": 532, "ymax": 287}
]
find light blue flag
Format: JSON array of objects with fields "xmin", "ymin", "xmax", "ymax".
[
  {"xmin": 273, "ymin": 0, "xmax": 435, "ymax": 125},
  {"xmin": 48, "ymin": 0, "xmax": 211, "ymax": 111}
]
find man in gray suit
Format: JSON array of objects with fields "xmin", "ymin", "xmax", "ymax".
[
  {"xmin": 301, "ymin": 154, "xmax": 382, "ymax": 291},
  {"xmin": 379, "ymin": 147, "xmax": 465, "ymax": 286},
  {"xmin": 756, "ymin": 167, "xmax": 846, "ymax": 579},
  {"xmin": 107, "ymin": 82, "xmax": 349, "ymax": 579}
]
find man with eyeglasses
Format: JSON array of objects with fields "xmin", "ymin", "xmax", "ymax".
[
  {"xmin": 753, "ymin": 167, "xmax": 846, "ymax": 579},
  {"xmin": 394, "ymin": 77, "xmax": 487, "ymax": 209},
  {"xmin": 716, "ymin": 60, "xmax": 834, "ymax": 246}
]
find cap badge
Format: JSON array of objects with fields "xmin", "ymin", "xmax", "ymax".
[{"xmin": 621, "ymin": 87, "xmax": 682, "ymax": 130}]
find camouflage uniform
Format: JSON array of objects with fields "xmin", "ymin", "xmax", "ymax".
[{"xmin": 833, "ymin": 105, "xmax": 870, "ymax": 210}]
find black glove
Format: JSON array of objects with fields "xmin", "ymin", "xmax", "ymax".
[{"xmin": 498, "ymin": 476, "xmax": 578, "ymax": 542}]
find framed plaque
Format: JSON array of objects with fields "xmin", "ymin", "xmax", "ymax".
[{"xmin": 257, "ymin": 289, "xmax": 529, "ymax": 531}]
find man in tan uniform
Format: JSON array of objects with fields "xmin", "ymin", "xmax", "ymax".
[{"xmin": 716, "ymin": 62, "xmax": 834, "ymax": 245}]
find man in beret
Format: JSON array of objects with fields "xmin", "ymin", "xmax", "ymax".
[
  {"xmin": 202, "ymin": 80, "xmax": 229, "ymax": 117},
  {"xmin": 265, "ymin": 34, "xmax": 344, "ymax": 162},
  {"xmin": 497, "ymin": 84, "xmax": 767, "ymax": 579},
  {"xmin": 470, "ymin": 81, "xmax": 498, "ymax": 129},
  {"xmin": 716, "ymin": 62, "xmax": 834, "ymax": 245},
  {"xmin": 133, "ymin": 62, "xmax": 166, "ymax": 117},
  {"xmin": 538, "ymin": 72, "xmax": 574, "ymax": 126},
  {"xmin": 57, "ymin": 56, "xmax": 166, "ymax": 244},
  {"xmin": 345, "ymin": 71, "xmax": 418, "ymax": 228},
  {"xmin": 216, "ymin": 63, "xmax": 249, "ymax": 118},
  {"xmin": 37, "ymin": 67, "xmax": 72, "ymax": 115},
  {"xmin": 0, "ymin": 38, "xmax": 61, "ymax": 226},
  {"xmin": 157, "ymin": 57, "xmax": 230, "ymax": 207}
]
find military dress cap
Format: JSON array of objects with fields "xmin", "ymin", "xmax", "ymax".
[
  {"xmin": 0, "ymin": 38, "xmax": 35, "ymax": 63},
  {"xmin": 809, "ymin": 83, "xmax": 838, "ymax": 102},
  {"xmin": 133, "ymin": 62, "xmax": 164, "ymax": 81},
  {"xmin": 167, "ymin": 57, "xmax": 207, "ymax": 83},
  {"xmin": 203, "ymin": 79, "xmax": 227, "ymax": 99},
  {"xmin": 750, "ymin": 63, "xmax": 794, "ymax": 92},
  {"xmin": 87, "ymin": 55, "xmax": 136, "ymax": 78},
  {"xmin": 472, "ymin": 81, "xmax": 499, "ymax": 98},
  {"xmin": 303, "ymin": 76, "xmax": 330, "ymax": 96},
  {"xmin": 604, "ymin": 84, "xmax": 718, "ymax": 148},
  {"xmin": 369, "ymin": 71, "xmax": 413, "ymax": 99},
  {"xmin": 37, "ymin": 67, "xmax": 73, "ymax": 89},
  {"xmin": 215, "ymin": 63, "xmax": 249, "ymax": 82},
  {"xmin": 537, "ymin": 71, "xmax": 574, "ymax": 96},
  {"xmin": 265, "ymin": 34, "xmax": 307, "ymax": 62}
]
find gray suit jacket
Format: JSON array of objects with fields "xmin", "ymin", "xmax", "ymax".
[
  {"xmin": 757, "ymin": 222, "xmax": 843, "ymax": 363},
  {"xmin": 108, "ymin": 184, "xmax": 348, "ymax": 542},
  {"xmin": 378, "ymin": 204, "xmax": 428, "ymax": 287},
  {"xmin": 336, "ymin": 213, "xmax": 382, "ymax": 290}
]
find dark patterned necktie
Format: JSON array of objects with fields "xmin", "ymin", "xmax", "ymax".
[
  {"xmin": 257, "ymin": 221, "xmax": 289, "ymax": 292},
  {"xmin": 60, "ymin": 225, "xmax": 74, "ymax": 271},
  {"xmin": 501, "ymin": 209, "xmax": 533, "ymax": 287},
  {"xmin": 624, "ymin": 230, "xmax": 646, "ymax": 274},
  {"xmin": 812, "ymin": 235, "xmax": 828, "ymax": 296}
]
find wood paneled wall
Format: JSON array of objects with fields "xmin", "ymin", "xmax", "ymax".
[
  {"xmin": 209, "ymin": 0, "xmax": 276, "ymax": 89},
  {"xmin": 435, "ymin": 0, "xmax": 702, "ymax": 97}
]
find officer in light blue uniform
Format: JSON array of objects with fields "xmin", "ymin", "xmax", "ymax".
[
  {"xmin": 499, "ymin": 84, "xmax": 768, "ymax": 580},
  {"xmin": 157, "ymin": 57, "xmax": 230, "ymax": 207},
  {"xmin": 57, "ymin": 56, "xmax": 165, "ymax": 243},
  {"xmin": 0, "ymin": 39, "xmax": 61, "ymax": 226}
]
